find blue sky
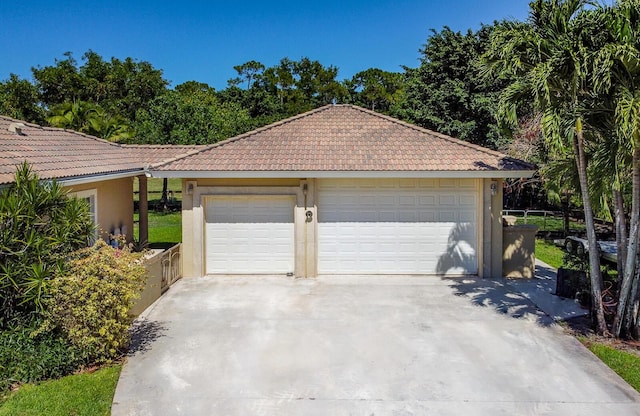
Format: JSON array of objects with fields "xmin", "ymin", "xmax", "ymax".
[{"xmin": 0, "ymin": 1, "xmax": 531, "ymax": 90}]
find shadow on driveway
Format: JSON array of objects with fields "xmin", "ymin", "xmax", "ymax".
[{"xmin": 444, "ymin": 277, "xmax": 555, "ymax": 327}]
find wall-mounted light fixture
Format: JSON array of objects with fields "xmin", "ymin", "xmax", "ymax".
[
  {"xmin": 490, "ymin": 180, "xmax": 498, "ymax": 196},
  {"xmin": 186, "ymin": 181, "xmax": 195, "ymax": 195}
]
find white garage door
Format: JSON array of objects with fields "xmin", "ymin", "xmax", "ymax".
[
  {"xmin": 205, "ymin": 195, "xmax": 295, "ymax": 274},
  {"xmin": 317, "ymin": 179, "xmax": 478, "ymax": 275}
]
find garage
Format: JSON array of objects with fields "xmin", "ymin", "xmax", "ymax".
[
  {"xmin": 155, "ymin": 105, "xmax": 534, "ymax": 278},
  {"xmin": 317, "ymin": 178, "xmax": 478, "ymax": 275},
  {"xmin": 204, "ymin": 195, "xmax": 295, "ymax": 274}
]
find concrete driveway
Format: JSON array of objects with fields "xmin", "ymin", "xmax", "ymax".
[{"xmin": 112, "ymin": 276, "xmax": 640, "ymax": 415}]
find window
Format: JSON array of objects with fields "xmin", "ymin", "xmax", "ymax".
[{"xmin": 70, "ymin": 189, "xmax": 98, "ymax": 244}]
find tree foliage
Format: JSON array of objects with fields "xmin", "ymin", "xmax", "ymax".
[
  {"xmin": 31, "ymin": 50, "xmax": 168, "ymax": 123},
  {"xmin": 591, "ymin": 0, "xmax": 640, "ymax": 338},
  {"xmin": 220, "ymin": 57, "xmax": 348, "ymax": 123},
  {"xmin": 133, "ymin": 86, "xmax": 253, "ymax": 145},
  {"xmin": 0, "ymin": 74, "xmax": 45, "ymax": 124},
  {"xmin": 402, "ymin": 25, "xmax": 511, "ymax": 150},
  {"xmin": 46, "ymin": 100, "xmax": 134, "ymax": 142},
  {"xmin": 344, "ymin": 68, "xmax": 405, "ymax": 114},
  {"xmin": 483, "ymin": 0, "xmax": 640, "ymax": 338}
]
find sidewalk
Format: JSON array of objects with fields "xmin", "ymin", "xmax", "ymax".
[{"xmin": 502, "ymin": 259, "xmax": 589, "ymax": 322}]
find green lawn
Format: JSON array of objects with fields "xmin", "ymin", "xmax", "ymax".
[
  {"xmin": 0, "ymin": 365, "xmax": 121, "ymax": 416},
  {"xmin": 535, "ymin": 238, "xmax": 564, "ymax": 269},
  {"xmin": 134, "ymin": 211, "xmax": 182, "ymax": 244},
  {"xmin": 581, "ymin": 340, "xmax": 640, "ymax": 392},
  {"xmin": 506, "ymin": 212, "xmax": 586, "ymax": 233},
  {"xmin": 134, "ymin": 178, "xmax": 182, "ymax": 203}
]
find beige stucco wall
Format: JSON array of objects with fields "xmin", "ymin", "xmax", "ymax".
[
  {"xmin": 65, "ymin": 177, "xmax": 134, "ymax": 242},
  {"xmin": 182, "ymin": 176, "xmax": 505, "ymax": 278},
  {"xmin": 129, "ymin": 250, "xmax": 163, "ymax": 316},
  {"xmin": 503, "ymin": 224, "xmax": 538, "ymax": 278}
]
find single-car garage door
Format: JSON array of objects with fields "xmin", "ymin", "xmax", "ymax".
[
  {"xmin": 317, "ymin": 178, "xmax": 478, "ymax": 275},
  {"xmin": 205, "ymin": 195, "xmax": 295, "ymax": 274}
]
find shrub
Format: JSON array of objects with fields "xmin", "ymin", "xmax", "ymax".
[
  {"xmin": 0, "ymin": 162, "xmax": 94, "ymax": 327},
  {"xmin": 0, "ymin": 325, "xmax": 83, "ymax": 393},
  {"xmin": 45, "ymin": 240, "xmax": 147, "ymax": 363}
]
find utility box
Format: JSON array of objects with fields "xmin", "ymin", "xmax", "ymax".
[{"xmin": 503, "ymin": 224, "xmax": 539, "ymax": 278}]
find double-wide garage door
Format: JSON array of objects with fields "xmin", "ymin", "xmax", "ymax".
[
  {"xmin": 317, "ymin": 179, "xmax": 478, "ymax": 275},
  {"xmin": 203, "ymin": 179, "xmax": 478, "ymax": 275}
]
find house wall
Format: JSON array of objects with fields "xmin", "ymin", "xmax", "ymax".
[
  {"xmin": 65, "ymin": 177, "xmax": 134, "ymax": 242},
  {"xmin": 182, "ymin": 176, "xmax": 504, "ymax": 278}
]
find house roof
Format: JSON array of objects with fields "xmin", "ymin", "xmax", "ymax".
[
  {"xmin": 0, "ymin": 115, "xmax": 203, "ymax": 185},
  {"xmin": 151, "ymin": 105, "xmax": 534, "ymax": 179}
]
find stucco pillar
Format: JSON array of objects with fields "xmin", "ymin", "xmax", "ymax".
[
  {"xmin": 138, "ymin": 175, "xmax": 149, "ymax": 247},
  {"xmin": 295, "ymin": 179, "xmax": 317, "ymax": 278},
  {"xmin": 482, "ymin": 178, "xmax": 504, "ymax": 278},
  {"xmin": 489, "ymin": 179, "xmax": 504, "ymax": 278}
]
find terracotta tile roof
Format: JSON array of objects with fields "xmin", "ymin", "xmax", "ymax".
[
  {"xmin": 0, "ymin": 116, "xmax": 203, "ymax": 184},
  {"xmin": 152, "ymin": 105, "xmax": 534, "ymax": 175}
]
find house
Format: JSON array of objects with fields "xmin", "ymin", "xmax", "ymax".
[
  {"xmin": 0, "ymin": 115, "xmax": 201, "ymax": 245},
  {"xmin": 149, "ymin": 104, "xmax": 535, "ymax": 278}
]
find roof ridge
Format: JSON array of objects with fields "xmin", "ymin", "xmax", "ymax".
[
  {"xmin": 150, "ymin": 105, "xmax": 336, "ymax": 169},
  {"xmin": 149, "ymin": 146, "xmax": 214, "ymax": 169},
  {"xmin": 342, "ymin": 104, "xmax": 511, "ymax": 159},
  {"xmin": 1, "ymin": 115, "xmax": 122, "ymax": 148},
  {"xmin": 123, "ymin": 144, "xmax": 207, "ymax": 149}
]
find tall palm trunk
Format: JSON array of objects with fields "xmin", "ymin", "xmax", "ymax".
[
  {"xmin": 574, "ymin": 131, "xmax": 607, "ymax": 334},
  {"xmin": 631, "ymin": 264, "xmax": 640, "ymax": 338},
  {"xmin": 615, "ymin": 147, "xmax": 640, "ymax": 337},
  {"xmin": 563, "ymin": 190, "xmax": 571, "ymax": 237},
  {"xmin": 613, "ymin": 188, "xmax": 627, "ymax": 296}
]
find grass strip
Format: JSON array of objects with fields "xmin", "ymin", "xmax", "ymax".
[
  {"xmin": 582, "ymin": 340, "xmax": 640, "ymax": 393},
  {"xmin": 535, "ymin": 238, "xmax": 564, "ymax": 269},
  {"xmin": 0, "ymin": 365, "xmax": 121, "ymax": 416}
]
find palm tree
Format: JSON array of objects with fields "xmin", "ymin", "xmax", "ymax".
[
  {"xmin": 482, "ymin": 0, "xmax": 608, "ymax": 334},
  {"xmin": 47, "ymin": 100, "xmax": 100, "ymax": 133},
  {"xmin": 88, "ymin": 107, "xmax": 134, "ymax": 142},
  {"xmin": 593, "ymin": 0, "xmax": 640, "ymax": 338},
  {"xmin": 47, "ymin": 100, "xmax": 133, "ymax": 142}
]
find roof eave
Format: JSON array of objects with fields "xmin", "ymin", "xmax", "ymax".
[
  {"xmin": 56, "ymin": 169, "xmax": 146, "ymax": 186},
  {"xmin": 148, "ymin": 169, "xmax": 536, "ymax": 179}
]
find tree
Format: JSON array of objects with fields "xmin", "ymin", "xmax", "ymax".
[
  {"xmin": 133, "ymin": 88, "xmax": 253, "ymax": 145},
  {"xmin": 402, "ymin": 25, "xmax": 510, "ymax": 150},
  {"xmin": 0, "ymin": 163, "xmax": 94, "ymax": 327},
  {"xmin": 345, "ymin": 68, "xmax": 405, "ymax": 114},
  {"xmin": 0, "ymin": 74, "xmax": 45, "ymax": 123},
  {"xmin": 483, "ymin": 0, "xmax": 608, "ymax": 334},
  {"xmin": 224, "ymin": 57, "xmax": 347, "ymax": 120},
  {"xmin": 32, "ymin": 51, "xmax": 168, "ymax": 124},
  {"xmin": 31, "ymin": 52, "xmax": 85, "ymax": 106},
  {"xmin": 221, "ymin": 61, "xmax": 282, "ymax": 123},
  {"xmin": 592, "ymin": 0, "xmax": 640, "ymax": 338},
  {"xmin": 46, "ymin": 100, "xmax": 133, "ymax": 142},
  {"xmin": 230, "ymin": 60, "xmax": 266, "ymax": 89},
  {"xmin": 46, "ymin": 100, "xmax": 100, "ymax": 133}
]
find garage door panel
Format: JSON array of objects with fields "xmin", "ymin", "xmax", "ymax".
[
  {"xmin": 205, "ymin": 196, "xmax": 294, "ymax": 274},
  {"xmin": 318, "ymin": 179, "xmax": 478, "ymax": 275}
]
